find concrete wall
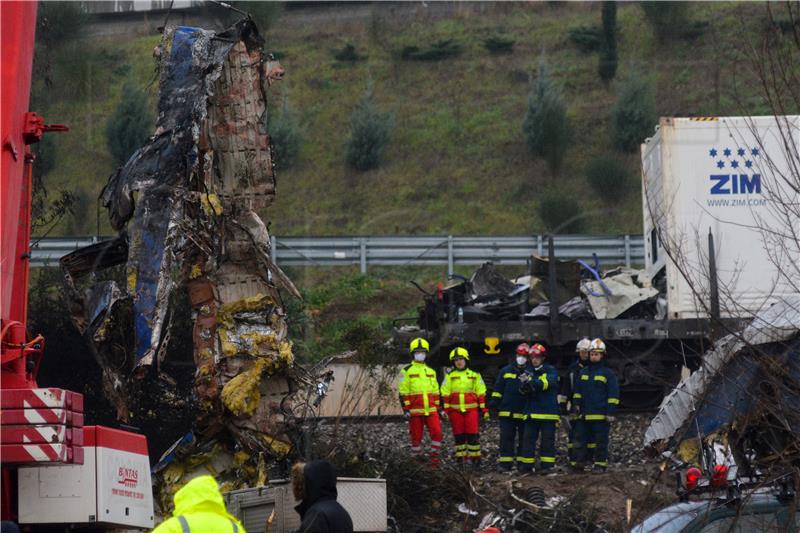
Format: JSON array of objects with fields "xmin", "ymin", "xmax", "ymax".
[
  {"xmin": 83, "ymin": 2, "xmax": 494, "ymax": 38},
  {"xmin": 317, "ymin": 364, "xmax": 404, "ymax": 418}
]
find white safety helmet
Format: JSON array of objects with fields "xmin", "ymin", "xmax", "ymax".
[
  {"xmin": 576, "ymin": 338, "xmax": 592, "ymax": 352},
  {"xmin": 590, "ymin": 338, "xmax": 606, "ymax": 353}
]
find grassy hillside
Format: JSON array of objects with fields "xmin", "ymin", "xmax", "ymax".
[{"xmin": 34, "ymin": 2, "xmax": 794, "ymax": 237}]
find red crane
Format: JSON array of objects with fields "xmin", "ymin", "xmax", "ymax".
[
  {"xmin": 2, "ymin": 4, "xmax": 153, "ymax": 529},
  {"xmin": 0, "ymin": 1, "xmax": 77, "ymax": 521},
  {"xmin": 1, "ymin": 4, "xmax": 153, "ymax": 529}
]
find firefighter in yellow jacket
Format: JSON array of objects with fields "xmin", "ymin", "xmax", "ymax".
[
  {"xmin": 153, "ymin": 475, "xmax": 246, "ymax": 533},
  {"xmin": 440, "ymin": 347, "xmax": 489, "ymax": 465},
  {"xmin": 398, "ymin": 338, "xmax": 443, "ymax": 465}
]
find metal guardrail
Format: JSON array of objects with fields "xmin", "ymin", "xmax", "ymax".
[{"xmin": 30, "ymin": 235, "xmax": 645, "ymax": 273}]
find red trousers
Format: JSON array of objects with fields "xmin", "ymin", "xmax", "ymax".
[
  {"xmin": 448, "ymin": 410, "xmax": 481, "ymax": 462},
  {"xmin": 448, "ymin": 410, "xmax": 479, "ymax": 435},
  {"xmin": 408, "ymin": 414, "xmax": 443, "ymax": 464}
]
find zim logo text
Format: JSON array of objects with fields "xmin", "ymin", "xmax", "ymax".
[{"xmin": 709, "ymin": 174, "xmax": 761, "ymax": 195}]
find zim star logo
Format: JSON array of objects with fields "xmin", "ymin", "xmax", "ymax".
[{"xmin": 708, "ymin": 145, "xmax": 762, "ymax": 195}]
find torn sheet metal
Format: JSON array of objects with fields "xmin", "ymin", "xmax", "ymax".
[
  {"xmin": 644, "ymin": 294, "xmax": 800, "ymax": 457},
  {"xmin": 557, "ymin": 296, "xmax": 593, "ymax": 320},
  {"xmin": 60, "ymin": 236, "xmax": 129, "ymax": 334},
  {"xmin": 523, "ymin": 297, "xmax": 592, "ymax": 320},
  {"xmin": 60, "ymin": 18, "xmax": 317, "ymax": 504},
  {"xmin": 581, "ymin": 269, "xmax": 658, "ymax": 319},
  {"xmin": 470, "ymin": 262, "xmax": 516, "ymax": 299},
  {"xmin": 101, "ymin": 24, "xmax": 237, "ymax": 369},
  {"xmin": 529, "ymin": 255, "xmax": 582, "ymax": 304}
]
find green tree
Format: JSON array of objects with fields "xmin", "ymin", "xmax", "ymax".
[
  {"xmin": 585, "ymin": 156, "xmax": 630, "ymax": 200},
  {"xmin": 269, "ymin": 100, "xmax": 304, "ymax": 170},
  {"xmin": 641, "ymin": 2, "xmax": 689, "ymax": 42},
  {"xmin": 522, "ymin": 62, "xmax": 571, "ymax": 176},
  {"xmin": 32, "ymin": 134, "xmax": 56, "ymax": 181},
  {"xmin": 37, "ymin": 2, "xmax": 87, "ymax": 51},
  {"xmin": 34, "ymin": 2, "xmax": 87, "ymax": 90},
  {"xmin": 567, "ymin": 26, "xmax": 603, "ymax": 53},
  {"xmin": 612, "ymin": 77, "xmax": 656, "ymax": 152},
  {"xmin": 106, "ymin": 84, "xmax": 151, "ymax": 167},
  {"xmin": 598, "ymin": 2, "xmax": 618, "ymax": 83},
  {"xmin": 63, "ymin": 187, "xmax": 92, "ymax": 235},
  {"xmin": 345, "ymin": 88, "xmax": 394, "ymax": 172},
  {"xmin": 538, "ymin": 190, "xmax": 585, "ymax": 233}
]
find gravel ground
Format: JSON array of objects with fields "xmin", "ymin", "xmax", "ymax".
[
  {"xmin": 315, "ymin": 413, "xmax": 655, "ymax": 469},
  {"xmin": 311, "ymin": 414, "xmax": 673, "ymax": 531}
]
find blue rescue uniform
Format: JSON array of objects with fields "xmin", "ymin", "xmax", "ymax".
[
  {"xmin": 560, "ymin": 359, "xmax": 593, "ymax": 466},
  {"xmin": 489, "ymin": 362, "xmax": 530, "ymax": 470},
  {"xmin": 572, "ymin": 361, "xmax": 619, "ymax": 468},
  {"xmin": 520, "ymin": 363, "xmax": 559, "ymax": 471}
]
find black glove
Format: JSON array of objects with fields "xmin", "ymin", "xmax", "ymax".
[
  {"xmin": 403, "ymin": 411, "xmax": 411, "ymax": 420},
  {"xmin": 559, "ymin": 403, "xmax": 568, "ymax": 416}
]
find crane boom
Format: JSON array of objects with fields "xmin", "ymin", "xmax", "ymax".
[{"xmin": 1, "ymin": 1, "xmax": 40, "ymax": 390}]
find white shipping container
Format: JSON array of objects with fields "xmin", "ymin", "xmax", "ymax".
[{"xmin": 641, "ymin": 116, "xmax": 800, "ymax": 320}]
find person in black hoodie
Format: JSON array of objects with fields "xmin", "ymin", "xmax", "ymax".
[{"xmin": 292, "ymin": 460, "xmax": 354, "ymax": 533}]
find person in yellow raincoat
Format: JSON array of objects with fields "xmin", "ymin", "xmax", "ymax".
[
  {"xmin": 440, "ymin": 347, "xmax": 489, "ymax": 465},
  {"xmin": 153, "ymin": 475, "xmax": 246, "ymax": 533}
]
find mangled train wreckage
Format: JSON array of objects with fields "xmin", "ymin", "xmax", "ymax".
[
  {"xmin": 645, "ymin": 294, "xmax": 800, "ymax": 475},
  {"xmin": 60, "ymin": 18, "xmax": 311, "ymax": 509}
]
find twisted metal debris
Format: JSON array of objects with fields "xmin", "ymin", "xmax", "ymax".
[
  {"xmin": 645, "ymin": 295, "xmax": 800, "ymax": 471},
  {"xmin": 60, "ymin": 17, "xmax": 311, "ymax": 511}
]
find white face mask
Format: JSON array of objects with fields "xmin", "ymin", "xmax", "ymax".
[
  {"xmin": 414, "ymin": 352, "xmax": 427, "ymax": 362},
  {"xmin": 515, "ymin": 356, "xmax": 528, "ymax": 366}
]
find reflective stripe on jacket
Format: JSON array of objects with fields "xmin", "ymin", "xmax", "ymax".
[
  {"xmin": 559, "ymin": 359, "xmax": 586, "ymax": 405},
  {"xmin": 573, "ymin": 361, "xmax": 620, "ymax": 420},
  {"xmin": 521, "ymin": 363, "xmax": 560, "ymax": 420},
  {"xmin": 489, "ymin": 363, "xmax": 530, "ymax": 419},
  {"xmin": 152, "ymin": 476, "xmax": 247, "ymax": 533},
  {"xmin": 440, "ymin": 368, "xmax": 487, "ymax": 413},
  {"xmin": 398, "ymin": 361, "xmax": 440, "ymax": 416}
]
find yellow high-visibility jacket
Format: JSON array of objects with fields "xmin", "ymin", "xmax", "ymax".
[
  {"xmin": 440, "ymin": 368, "xmax": 487, "ymax": 413},
  {"xmin": 398, "ymin": 361, "xmax": 441, "ymax": 416},
  {"xmin": 153, "ymin": 475, "xmax": 246, "ymax": 533}
]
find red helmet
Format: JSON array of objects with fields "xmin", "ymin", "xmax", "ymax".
[
  {"xmin": 515, "ymin": 343, "xmax": 530, "ymax": 356},
  {"xmin": 528, "ymin": 343, "xmax": 547, "ymax": 358}
]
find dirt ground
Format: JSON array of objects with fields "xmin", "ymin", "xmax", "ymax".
[
  {"xmin": 472, "ymin": 465, "xmax": 675, "ymax": 531},
  {"xmin": 314, "ymin": 414, "xmax": 678, "ymax": 532}
]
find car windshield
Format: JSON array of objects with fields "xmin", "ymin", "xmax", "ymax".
[{"xmin": 631, "ymin": 502, "xmax": 710, "ymax": 533}]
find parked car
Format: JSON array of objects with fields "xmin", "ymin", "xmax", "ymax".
[{"xmin": 631, "ymin": 488, "xmax": 798, "ymax": 533}]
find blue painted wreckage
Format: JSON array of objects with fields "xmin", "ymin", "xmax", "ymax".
[
  {"xmin": 59, "ymin": 17, "xmax": 306, "ymax": 511},
  {"xmin": 645, "ymin": 294, "xmax": 800, "ymax": 471}
]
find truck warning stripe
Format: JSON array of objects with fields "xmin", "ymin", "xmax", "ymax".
[
  {"xmin": 0, "ymin": 408, "xmax": 84, "ymax": 427},
  {"xmin": 0, "ymin": 443, "xmax": 84, "ymax": 464},
  {"xmin": 0, "ymin": 425, "xmax": 83, "ymax": 445},
  {"xmin": 0, "ymin": 388, "xmax": 84, "ymax": 412}
]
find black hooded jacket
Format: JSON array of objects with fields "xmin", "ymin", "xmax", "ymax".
[{"xmin": 295, "ymin": 460, "xmax": 354, "ymax": 533}]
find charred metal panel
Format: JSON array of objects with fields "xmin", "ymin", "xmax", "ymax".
[
  {"xmin": 62, "ymin": 18, "xmax": 309, "ymax": 503},
  {"xmin": 207, "ymin": 40, "xmax": 276, "ymax": 210}
]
